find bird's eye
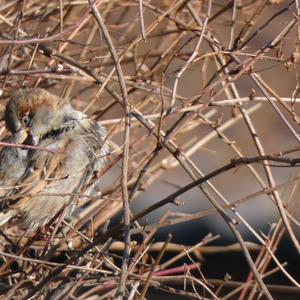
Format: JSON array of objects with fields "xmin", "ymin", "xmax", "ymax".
[{"xmin": 22, "ymin": 115, "xmax": 31, "ymax": 126}]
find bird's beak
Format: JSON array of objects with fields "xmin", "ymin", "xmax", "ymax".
[
  {"xmin": 30, "ymin": 135, "xmax": 40, "ymax": 146},
  {"xmin": 27, "ymin": 127, "xmax": 40, "ymax": 145},
  {"xmin": 14, "ymin": 128, "xmax": 28, "ymax": 144}
]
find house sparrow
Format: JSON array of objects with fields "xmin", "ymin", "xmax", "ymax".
[{"xmin": 0, "ymin": 88, "xmax": 107, "ymax": 230}]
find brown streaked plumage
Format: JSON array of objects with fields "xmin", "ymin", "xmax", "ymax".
[{"xmin": 0, "ymin": 88, "xmax": 108, "ymax": 230}]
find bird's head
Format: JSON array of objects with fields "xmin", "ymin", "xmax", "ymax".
[{"xmin": 5, "ymin": 88, "xmax": 73, "ymax": 145}]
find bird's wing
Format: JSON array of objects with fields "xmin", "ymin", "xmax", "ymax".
[
  {"xmin": 13, "ymin": 137, "xmax": 71, "ymax": 206},
  {"xmin": 0, "ymin": 137, "xmax": 71, "ymax": 226}
]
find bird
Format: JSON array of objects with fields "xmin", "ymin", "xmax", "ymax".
[{"xmin": 0, "ymin": 88, "xmax": 108, "ymax": 230}]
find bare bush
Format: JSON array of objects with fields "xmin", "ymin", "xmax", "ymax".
[{"xmin": 0, "ymin": 0, "xmax": 299, "ymax": 299}]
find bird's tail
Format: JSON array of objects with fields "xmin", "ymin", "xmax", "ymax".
[{"xmin": 0, "ymin": 210, "xmax": 17, "ymax": 226}]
